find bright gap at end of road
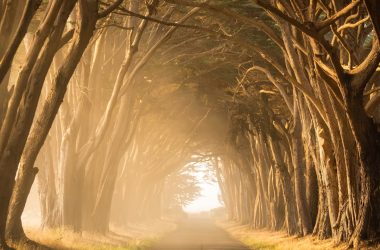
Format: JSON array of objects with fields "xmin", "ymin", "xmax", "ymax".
[{"xmin": 183, "ymin": 162, "xmax": 223, "ymax": 213}]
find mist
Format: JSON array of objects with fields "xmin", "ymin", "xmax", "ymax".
[{"xmin": 1, "ymin": 1, "xmax": 380, "ymax": 250}]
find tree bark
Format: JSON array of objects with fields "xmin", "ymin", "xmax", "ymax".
[{"xmin": 5, "ymin": 0, "xmax": 98, "ymax": 241}]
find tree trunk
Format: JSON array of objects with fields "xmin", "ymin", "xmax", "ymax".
[
  {"xmin": 268, "ymin": 138, "xmax": 298, "ymax": 234},
  {"xmin": 6, "ymin": 0, "xmax": 97, "ymax": 240},
  {"xmin": 291, "ymin": 102, "xmax": 313, "ymax": 235},
  {"xmin": 347, "ymin": 94, "xmax": 380, "ymax": 247}
]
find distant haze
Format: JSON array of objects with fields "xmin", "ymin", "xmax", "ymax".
[{"xmin": 184, "ymin": 178, "xmax": 222, "ymax": 213}]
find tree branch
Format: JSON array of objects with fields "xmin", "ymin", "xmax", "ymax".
[
  {"xmin": 113, "ymin": 8, "xmax": 213, "ymax": 32},
  {"xmin": 315, "ymin": 0, "xmax": 361, "ymax": 30},
  {"xmin": 97, "ymin": 0, "xmax": 124, "ymax": 19},
  {"xmin": 349, "ymin": 39, "xmax": 380, "ymax": 94}
]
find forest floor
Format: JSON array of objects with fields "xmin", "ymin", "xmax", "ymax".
[
  {"xmin": 22, "ymin": 219, "xmax": 176, "ymax": 250},
  {"xmin": 219, "ymin": 221, "xmax": 350, "ymax": 250},
  {"xmin": 21, "ymin": 216, "xmax": 380, "ymax": 249}
]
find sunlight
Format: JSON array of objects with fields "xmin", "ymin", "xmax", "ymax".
[{"xmin": 183, "ymin": 162, "xmax": 222, "ymax": 213}]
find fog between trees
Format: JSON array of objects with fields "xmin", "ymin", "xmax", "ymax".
[{"xmin": 1, "ymin": 0, "xmax": 380, "ymax": 249}]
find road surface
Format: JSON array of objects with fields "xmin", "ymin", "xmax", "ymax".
[{"xmin": 150, "ymin": 216, "xmax": 249, "ymax": 250}]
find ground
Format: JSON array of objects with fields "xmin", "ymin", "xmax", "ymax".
[
  {"xmin": 151, "ymin": 215, "xmax": 248, "ymax": 250},
  {"xmin": 220, "ymin": 221, "xmax": 349, "ymax": 250},
  {"xmin": 22, "ymin": 216, "xmax": 380, "ymax": 249},
  {"xmin": 23, "ymin": 219, "xmax": 175, "ymax": 250}
]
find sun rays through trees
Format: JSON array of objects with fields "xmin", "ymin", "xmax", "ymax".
[{"xmin": 1, "ymin": 0, "xmax": 380, "ymax": 249}]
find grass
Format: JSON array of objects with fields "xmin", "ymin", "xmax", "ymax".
[
  {"xmin": 22, "ymin": 219, "xmax": 176, "ymax": 250},
  {"xmin": 23, "ymin": 228, "xmax": 153, "ymax": 250},
  {"xmin": 218, "ymin": 221, "xmax": 348, "ymax": 250},
  {"xmin": 240, "ymin": 236, "xmax": 277, "ymax": 250}
]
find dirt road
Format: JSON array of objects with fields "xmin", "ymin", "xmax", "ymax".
[{"xmin": 150, "ymin": 216, "xmax": 249, "ymax": 250}]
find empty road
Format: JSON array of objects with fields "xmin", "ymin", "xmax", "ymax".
[{"xmin": 151, "ymin": 216, "xmax": 249, "ymax": 250}]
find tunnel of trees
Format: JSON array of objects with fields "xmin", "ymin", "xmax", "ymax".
[{"xmin": 1, "ymin": 0, "xmax": 380, "ymax": 249}]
